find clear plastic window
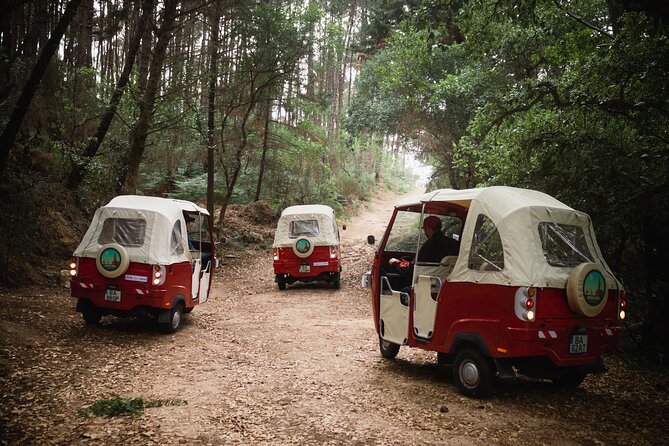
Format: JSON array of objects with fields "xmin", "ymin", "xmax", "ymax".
[
  {"xmin": 289, "ymin": 220, "xmax": 320, "ymax": 238},
  {"xmin": 171, "ymin": 221, "xmax": 184, "ymax": 255},
  {"xmin": 385, "ymin": 211, "xmax": 421, "ymax": 252},
  {"xmin": 539, "ymin": 222, "xmax": 593, "ymax": 267},
  {"xmin": 98, "ymin": 218, "xmax": 146, "ymax": 247},
  {"xmin": 468, "ymin": 214, "xmax": 504, "ymax": 271},
  {"xmin": 186, "ymin": 214, "xmax": 211, "ymax": 247}
]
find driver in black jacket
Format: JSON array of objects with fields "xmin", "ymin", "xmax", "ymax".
[{"xmin": 389, "ymin": 215, "xmax": 459, "ymax": 272}]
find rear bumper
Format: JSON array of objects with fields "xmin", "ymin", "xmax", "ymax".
[
  {"xmin": 273, "ymin": 259, "xmax": 341, "ymax": 278},
  {"xmin": 71, "ymin": 279, "xmax": 186, "ymax": 313},
  {"xmin": 505, "ymin": 324, "xmax": 620, "ymax": 367}
]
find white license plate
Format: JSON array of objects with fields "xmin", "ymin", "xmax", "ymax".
[
  {"xmin": 299, "ymin": 264, "xmax": 310, "ymax": 273},
  {"xmin": 313, "ymin": 261, "xmax": 329, "ymax": 267},
  {"xmin": 569, "ymin": 334, "xmax": 587, "ymax": 354},
  {"xmin": 104, "ymin": 288, "xmax": 121, "ymax": 302}
]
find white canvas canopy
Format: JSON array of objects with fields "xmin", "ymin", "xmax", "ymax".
[
  {"xmin": 399, "ymin": 186, "xmax": 619, "ymax": 289},
  {"xmin": 73, "ymin": 195, "xmax": 209, "ymax": 265},
  {"xmin": 273, "ymin": 204, "xmax": 339, "ymax": 247}
]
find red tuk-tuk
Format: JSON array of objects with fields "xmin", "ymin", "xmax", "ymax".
[
  {"xmin": 69, "ymin": 195, "xmax": 216, "ymax": 333},
  {"xmin": 272, "ymin": 205, "xmax": 343, "ymax": 290},
  {"xmin": 363, "ymin": 187, "xmax": 626, "ymax": 397}
]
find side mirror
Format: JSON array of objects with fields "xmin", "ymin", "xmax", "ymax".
[
  {"xmin": 367, "ymin": 235, "xmax": 375, "ymax": 245},
  {"xmin": 342, "ymin": 224, "xmax": 347, "ymax": 231},
  {"xmin": 217, "ymin": 237, "xmax": 227, "ymax": 244}
]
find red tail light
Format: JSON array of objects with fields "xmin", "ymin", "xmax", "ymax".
[
  {"xmin": 329, "ymin": 246, "xmax": 337, "ymax": 259},
  {"xmin": 273, "ymin": 248, "xmax": 279, "ymax": 261},
  {"xmin": 152, "ymin": 265, "xmax": 166, "ymax": 285}
]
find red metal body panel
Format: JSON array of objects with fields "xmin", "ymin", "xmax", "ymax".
[
  {"xmin": 403, "ymin": 282, "xmax": 619, "ymax": 367},
  {"xmin": 71, "ymin": 258, "xmax": 194, "ymax": 311},
  {"xmin": 273, "ymin": 246, "xmax": 341, "ymax": 277}
]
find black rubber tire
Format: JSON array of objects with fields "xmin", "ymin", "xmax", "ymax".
[
  {"xmin": 81, "ymin": 301, "xmax": 101, "ymax": 325},
  {"xmin": 277, "ymin": 275, "xmax": 286, "ymax": 291},
  {"xmin": 162, "ymin": 303, "xmax": 184, "ymax": 334},
  {"xmin": 453, "ymin": 348, "xmax": 495, "ymax": 398},
  {"xmin": 332, "ymin": 273, "xmax": 341, "ymax": 290},
  {"xmin": 552, "ymin": 370, "xmax": 587, "ymax": 388},
  {"xmin": 379, "ymin": 337, "xmax": 400, "ymax": 359}
]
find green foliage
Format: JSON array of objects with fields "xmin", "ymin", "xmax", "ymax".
[{"xmin": 78, "ymin": 396, "xmax": 186, "ymax": 418}]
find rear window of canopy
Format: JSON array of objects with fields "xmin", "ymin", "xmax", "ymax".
[
  {"xmin": 98, "ymin": 218, "xmax": 146, "ymax": 247},
  {"xmin": 289, "ymin": 219, "xmax": 320, "ymax": 238}
]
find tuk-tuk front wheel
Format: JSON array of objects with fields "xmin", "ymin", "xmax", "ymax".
[
  {"xmin": 162, "ymin": 303, "xmax": 184, "ymax": 333},
  {"xmin": 379, "ymin": 337, "xmax": 400, "ymax": 359},
  {"xmin": 453, "ymin": 348, "xmax": 495, "ymax": 398}
]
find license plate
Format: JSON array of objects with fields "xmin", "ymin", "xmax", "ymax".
[
  {"xmin": 299, "ymin": 264, "xmax": 310, "ymax": 273},
  {"xmin": 104, "ymin": 288, "xmax": 121, "ymax": 302},
  {"xmin": 569, "ymin": 334, "xmax": 587, "ymax": 354}
]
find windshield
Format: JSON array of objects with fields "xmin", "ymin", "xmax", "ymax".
[
  {"xmin": 538, "ymin": 222, "xmax": 594, "ymax": 267},
  {"xmin": 385, "ymin": 211, "xmax": 420, "ymax": 252},
  {"xmin": 98, "ymin": 218, "xmax": 146, "ymax": 247}
]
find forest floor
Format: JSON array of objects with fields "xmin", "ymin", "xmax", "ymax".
[{"xmin": 1, "ymin": 188, "xmax": 669, "ymax": 445}]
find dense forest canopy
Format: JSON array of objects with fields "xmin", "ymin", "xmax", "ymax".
[{"xmin": 1, "ymin": 0, "xmax": 668, "ymax": 359}]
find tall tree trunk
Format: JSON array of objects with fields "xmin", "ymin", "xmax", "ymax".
[
  {"xmin": 217, "ymin": 100, "xmax": 254, "ymax": 231},
  {"xmin": 120, "ymin": 0, "xmax": 179, "ymax": 194},
  {"xmin": 0, "ymin": 0, "xmax": 83, "ymax": 176},
  {"xmin": 207, "ymin": 1, "xmax": 220, "ymax": 215},
  {"xmin": 67, "ymin": 0, "xmax": 154, "ymax": 191},
  {"xmin": 254, "ymin": 101, "xmax": 272, "ymax": 201}
]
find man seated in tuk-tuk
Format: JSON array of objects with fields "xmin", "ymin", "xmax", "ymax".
[{"xmin": 389, "ymin": 215, "xmax": 460, "ymax": 285}]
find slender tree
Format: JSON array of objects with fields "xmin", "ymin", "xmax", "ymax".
[
  {"xmin": 0, "ymin": 0, "xmax": 83, "ymax": 176},
  {"xmin": 206, "ymin": 0, "xmax": 221, "ymax": 215},
  {"xmin": 121, "ymin": 0, "xmax": 179, "ymax": 194},
  {"xmin": 67, "ymin": 0, "xmax": 155, "ymax": 191}
]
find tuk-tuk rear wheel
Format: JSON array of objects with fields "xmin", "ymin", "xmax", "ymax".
[
  {"xmin": 79, "ymin": 299, "xmax": 101, "ymax": 325},
  {"xmin": 332, "ymin": 273, "xmax": 340, "ymax": 290},
  {"xmin": 82, "ymin": 306, "xmax": 101, "ymax": 325},
  {"xmin": 162, "ymin": 303, "xmax": 184, "ymax": 333},
  {"xmin": 453, "ymin": 348, "xmax": 495, "ymax": 398},
  {"xmin": 551, "ymin": 370, "xmax": 587, "ymax": 388},
  {"xmin": 277, "ymin": 275, "xmax": 286, "ymax": 290}
]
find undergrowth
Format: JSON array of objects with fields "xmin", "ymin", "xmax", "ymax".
[{"xmin": 78, "ymin": 396, "xmax": 186, "ymax": 418}]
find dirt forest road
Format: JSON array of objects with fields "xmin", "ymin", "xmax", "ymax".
[{"xmin": 1, "ymin": 189, "xmax": 669, "ymax": 446}]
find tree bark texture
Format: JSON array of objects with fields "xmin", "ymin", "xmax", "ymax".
[
  {"xmin": 0, "ymin": 0, "xmax": 83, "ymax": 176},
  {"xmin": 207, "ymin": 1, "xmax": 221, "ymax": 215},
  {"xmin": 121, "ymin": 0, "xmax": 179, "ymax": 194},
  {"xmin": 67, "ymin": 0, "xmax": 154, "ymax": 191}
]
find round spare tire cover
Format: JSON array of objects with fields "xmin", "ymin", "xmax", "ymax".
[
  {"xmin": 293, "ymin": 238, "xmax": 314, "ymax": 258},
  {"xmin": 96, "ymin": 243, "xmax": 130, "ymax": 278},
  {"xmin": 566, "ymin": 262, "xmax": 608, "ymax": 317}
]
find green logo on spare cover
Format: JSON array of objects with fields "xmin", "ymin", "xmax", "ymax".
[
  {"xmin": 295, "ymin": 238, "xmax": 311, "ymax": 254},
  {"xmin": 583, "ymin": 269, "xmax": 606, "ymax": 306},
  {"xmin": 100, "ymin": 247, "xmax": 121, "ymax": 271}
]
